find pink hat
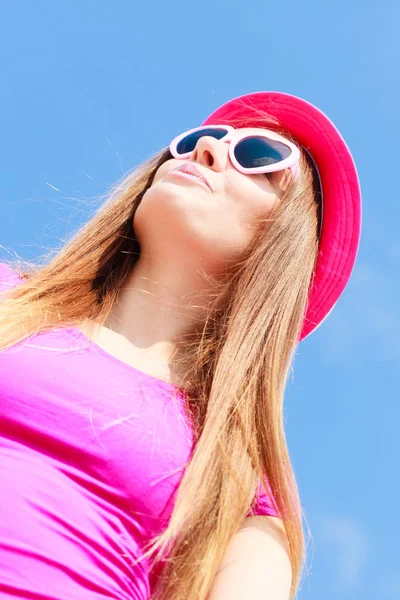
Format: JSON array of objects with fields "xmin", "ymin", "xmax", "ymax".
[{"xmin": 201, "ymin": 91, "xmax": 362, "ymax": 341}]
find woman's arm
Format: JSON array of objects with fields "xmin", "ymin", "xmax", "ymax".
[{"xmin": 207, "ymin": 516, "xmax": 292, "ymax": 600}]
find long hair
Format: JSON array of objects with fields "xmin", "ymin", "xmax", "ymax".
[{"xmin": 0, "ymin": 106, "xmax": 321, "ymax": 599}]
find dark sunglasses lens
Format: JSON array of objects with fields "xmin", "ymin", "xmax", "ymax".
[
  {"xmin": 176, "ymin": 127, "xmax": 229, "ymax": 154},
  {"xmin": 234, "ymin": 136, "xmax": 292, "ymax": 169}
]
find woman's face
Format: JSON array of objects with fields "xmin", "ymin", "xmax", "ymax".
[{"xmin": 134, "ymin": 128, "xmax": 293, "ymax": 271}]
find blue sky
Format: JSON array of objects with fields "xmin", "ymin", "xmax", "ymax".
[{"xmin": 0, "ymin": 1, "xmax": 398, "ymax": 598}]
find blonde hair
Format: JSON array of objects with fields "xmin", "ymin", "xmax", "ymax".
[{"xmin": 0, "ymin": 107, "xmax": 321, "ymax": 599}]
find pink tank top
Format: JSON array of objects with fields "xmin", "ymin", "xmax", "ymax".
[{"xmin": 0, "ymin": 262, "xmax": 279, "ymax": 599}]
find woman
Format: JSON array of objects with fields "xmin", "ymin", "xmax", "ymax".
[{"xmin": 0, "ymin": 91, "xmax": 361, "ymax": 600}]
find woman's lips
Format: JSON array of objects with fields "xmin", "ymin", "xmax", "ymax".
[{"xmin": 168, "ymin": 170, "xmax": 212, "ymax": 192}]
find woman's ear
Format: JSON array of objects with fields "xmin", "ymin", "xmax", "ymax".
[{"xmin": 271, "ymin": 169, "xmax": 292, "ymax": 195}]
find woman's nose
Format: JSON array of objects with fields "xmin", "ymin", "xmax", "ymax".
[{"xmin": 192, "ymin": 136, "xmax": 229, "ymax": 170}]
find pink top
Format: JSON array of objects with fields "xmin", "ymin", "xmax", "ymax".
[{"xmin": 0, "ymin": 262, "xmax": 279, "ymax": 599}]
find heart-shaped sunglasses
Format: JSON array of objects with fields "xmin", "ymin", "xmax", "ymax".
[{"xmin": 169, "ymin": 125, "xmax": 301, "ymax": 181}]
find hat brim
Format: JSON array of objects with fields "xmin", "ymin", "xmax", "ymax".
[{"xmin": 201, "ymin": 91, "xmax": 362, "ymax": 341}]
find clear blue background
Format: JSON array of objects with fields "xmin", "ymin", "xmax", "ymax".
[{"xmin": 0, "ymin": 2, "xmax": 398, "ymax": 598}]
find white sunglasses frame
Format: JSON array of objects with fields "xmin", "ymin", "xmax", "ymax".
[{"xmin": 169, "ymin": 124, "xmax": 301, "ymax": 181}]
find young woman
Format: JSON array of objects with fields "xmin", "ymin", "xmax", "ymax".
[{"xmin": 0, "ymin": 91, "xmax": 361, "ymax": 600}]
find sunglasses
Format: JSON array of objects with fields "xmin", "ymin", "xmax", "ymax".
[{"xmin": 169, "ymin": 125, "xmax": 301, "ymax": 181}]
